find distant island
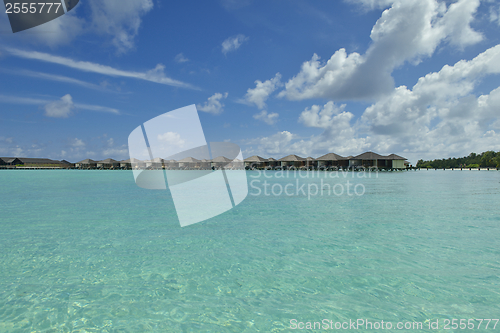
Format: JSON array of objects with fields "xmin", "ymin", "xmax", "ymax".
[{"xmin": 417, "ymin": 151, "xmax": 500, "ymax": 169}]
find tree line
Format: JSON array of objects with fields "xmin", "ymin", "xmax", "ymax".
[{"xmin": 416, "ymin": 151, "xmax": 500, "ymax": 169}]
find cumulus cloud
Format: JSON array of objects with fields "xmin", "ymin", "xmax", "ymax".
[
  {"xmin": 197, "ymin": 92, "xmax": 229, "ymax": 115},
  {"xmin": 174, "ymin": 53, "xmax": 189, "ymax": 63},
  {"xmin": 299, "ymin": 101, "xmax": 348, "ymax": 129},
  {"xmin": 253, "ymin": 110, "xmax": 279, "ymax": 125},
  {"xmin": 244, "ymin": 131, "xmax": 296, "ymax": 156},
  {"xmin": 222, "ymin": 34, "xmax": 249, "ymax": 55},
  {"xmin": 277, "ymin": 0, "xmax": 483, "ymax": 101},
  {"xmin": 244, "ymin": 44, "xmax": 500, "ymax": 163},
  {"xmin": 44, "ymin": 94, "xmax": 75, "ymax": 118},
  {"xmin": 243, "ymin": 73, "xmax": 282, "ymax": 109}
]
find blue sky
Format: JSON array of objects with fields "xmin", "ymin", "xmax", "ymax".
[{"xmin": 0, "ymin": 0, "xmax": 499, "ymax": 164}]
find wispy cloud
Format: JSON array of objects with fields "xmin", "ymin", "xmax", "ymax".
[
  {"xmin": 4, "ymin": 47, "xmax": 199, "ymax": 90},
  {"xmin": 0, "ymin": 94, "xmax": 120, "ymax": 116},
  {"xmin": 1, "ymin": 69, "xmax": 105, "ymax": 91}
]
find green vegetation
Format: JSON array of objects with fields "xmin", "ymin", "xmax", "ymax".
[{"xmin": 417, "ymin": 151, "xmax": 500, "ymax": 169}]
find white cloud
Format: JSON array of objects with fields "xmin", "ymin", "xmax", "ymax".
[
  {"xmin": 299, "ymin": 101, "xmax": 348, "ymax": 129},
  {"xmin": 44, "ymin": 94, "xmax": 75, "ymax": 118},
  {"xmin": 4, "ymin": 48, "xmax": 197, "ymax": 90},
  {"xmin": 244, "ymin": 131, "xmax": 296, "ymax": 156},
  {"xmin": 438, "ymin": 0, "xmax": 483, "ymax": 48},
  {"xmin": 72, "ymin": 138, "xmax": 86, "ymax": 148},
  {"xmin": 197, "ymin": 92, "xmax": 229, "ymax": 115},
  {"xmin": 157, "ymin": 132, "xmax": 186, "ymax": 149},
  {"xmin": 222, "ymin": 34, "xmax": 249, "ymax": 55},
  {"xmin": 253, "ymin": 110, "xmax": 279, "ymax": 125},
  {"xmin": 345, "ymin": 0, "xmax": 395, "ymax": 10},
  {"xmin": 0, "ymin": 95, "xmax": 48, "ymax": 105},
  {"xmin": 174, "ymin": 53, "xmax": 189, "ymax": 63},
  {"xmin": 245, "ymin": 44, "xmax": 500, "ymax": 163},
  {"xmin": 243, "ymin": 73, "xmax": 282, "ymax": 109},
  {"xmin": 87, "ymin": 0, "xmax": 154, "ymax": 53},
  {"xmin": 278, "ymin": 0, "xmax": 483, "ymax": 101},
  {"xmin": 74, "ymin": 103, "xmax": 120, "ymax": 115},
  {"xmin": 14, "ymin": 70, "xmax": 104, "ymax": 91}
]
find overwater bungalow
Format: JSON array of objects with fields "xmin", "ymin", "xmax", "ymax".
[
  {"xmin": 316, "ymin": 153, "xmax": 348, "ymax": 169},
  {"xmin": 384, "ymin": 154, "xmax": 407, "ymax": 169},
  {"xmin": 177, "ymin": 157, "xmax": 201, "ymax": 169},
  {"xmin": 244, "ymin": 155, "xmax": 267, "ymax": 169},
  {"xmin": 120, "ymin": 159, "xmax": 131, "ymax": 169},
  {"xmin": 164, "ymin": 159, "xmax": 179, "ymax": 170},
  {"xmin": 349, "ymin": 152, "xmax": 407, "ymax": 169},
  {"xmin": 279, "ymin": 155, "xmax": 306, "ymax": 169},
  {"xmin": 75, "ymin": 159, "xmax": 97, "ymax": 169},
  {"xmin": 211, "ymin": 156, "xmax": 232, "ymax": 169},
  {"xmin": 97, "ymin": 158, "xmax": 120, "ymax": 169},
  {"xmin": 200, "ymin": 159, "xmax": 211, "ymax": 170},
  {"xmin": 349, "ymin": 152, "xmax": 384, "ymax": 169},
  {"xmin": 231, "ymin": 158, "xmax": 245, "ymax": 170},
  {"xmin": 265, "ymin": 157, "xmax": 278, "ymax": 169},
  {"xmin": 18, "ymin": 157, "xmax": 65, "ymax": 166},
  {"xmin": 305, "ymin": 157, "xmax": 316, "ymax": 169},
  {"xmin": 145, "ymin": 157, "xmax": 164, "ymax": 169},
  {"xmin": 0, "ymin": 157, "xmax": 23, "ymax": 166},
  {"xmin": 120, "ymin": 158, "xmax": 144, "ymax": 169}
]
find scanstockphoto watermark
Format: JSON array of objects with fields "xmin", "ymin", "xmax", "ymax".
[{"xmin": 249, "ymin": 169, "xmax": 378, "ymax": 200}]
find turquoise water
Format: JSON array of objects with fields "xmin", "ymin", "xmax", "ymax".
[{"xmin": 0, "ymin": 170, "xmax": 499, "ymax": 332}]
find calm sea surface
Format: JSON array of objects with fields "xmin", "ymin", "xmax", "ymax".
[{"xmin": 0, "ymin": 170, "xmax": 499, "ymax": 332}]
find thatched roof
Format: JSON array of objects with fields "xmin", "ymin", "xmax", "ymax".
[
  {"xmin": 385, "ymin": 153, "xmax": 406, "ymax": 160},
  {"xmin": 267, "ymin": 157, "xmax": 277, "ymax": 161},
  {"xmin": 177, "ymin": 157, "xmax": 201, "ymax": 163},
  {"xmin": 121, "ymin": 158, "xmax": 142, "ymax": 164},
  {"xmin": 76, "ymin": 159, "xmax": 97, "ymax": 164},
  {"xmin": 306, "ymin": 157, "xmax": 315, "ymax": 161},
  {"xmin": 18, "ymin": 157, "xmax": 63, "ymax": 164},
  {"xmin": 98, "ymin": 158, "xmax": 119, "ymax": 164},
  {"xmin": 212, "ymin": 156, "xmax": 232, "ymax": 163},
  {"xmin": 279, "ymin": 154, "xmax": 306, "ymax": 161},
  {"xmin": 353, "ymin": 152, "xmax": 385, "ymax": 160},
  {"xmin": 244, "ymin": 155, "xmax": 267, "ymax": 162},
  {"xmin": 316, "ymin": 153, "xmax": 345, "ymax": 161},
  {"xmin": 2, "ymin": 158, "xmax": 21, "ymax": 164}
]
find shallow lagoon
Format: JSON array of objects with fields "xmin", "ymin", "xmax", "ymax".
[{"xmin": 0, "ymin": 170, "xmax": 499, "ymax": 332}]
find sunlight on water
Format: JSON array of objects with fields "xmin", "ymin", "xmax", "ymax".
[{"xmin": 0, "ymin": 170, "xmax": 499, "ymax": 332}]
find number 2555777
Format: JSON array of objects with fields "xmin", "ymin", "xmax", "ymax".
[{"xmin": 5, "ymin": 3, "xmax": 62, "ymax": 14}]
